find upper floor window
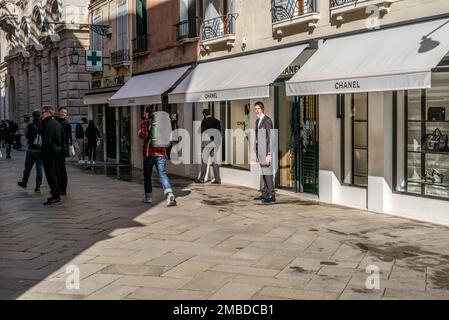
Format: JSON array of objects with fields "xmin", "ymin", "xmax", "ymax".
[
  {"xmin": 134, "ymin": 0, "xmax": 149, "ymax": 54},
  {"xmin": 92, "ymin": 15, "xmax": 103, "ymax": 51},
  {"xmin": 177, "ymin": 0, "xmax": 198, "ymax": 41},
  {"xmin": 201, "ymin": 0, "xmax": 237, "ymax": 42},
  {"xmin": 117, "ymin": 2, "xmax": 128, "ymax": 51}
]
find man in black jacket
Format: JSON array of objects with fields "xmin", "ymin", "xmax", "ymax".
[
  {"xmin": 254, "ymin": 101, "xmax": 275, "ymax": 203},
  {"xmin": 56, "ymin": 107, "xmax": 72, "ymax": 195},
  {"xmin": 195, "ymin": 109, "xmax": 222, "ymax": 184},
  {"xmin": 41, "ymin": 106, "xmax": 66, "ymax": 205},
  {"xmin": 18, "ymin": 110, "xmax": 43, "ymax": 193}
]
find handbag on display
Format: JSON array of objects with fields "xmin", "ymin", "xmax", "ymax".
[
  {"xmin": 427, "ymin": 107, "xmax": 446, "ymax": 121},
  {"xmin": 424, "ymin": 128, "xmax": 448, "ymax": 152}
]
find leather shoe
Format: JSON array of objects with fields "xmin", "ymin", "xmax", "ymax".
[
  {"xmin": 261, "ymin": 196, "xmax": 276, "ymax": 204},
  {"xmin": 18, "ymin": 181, "xmax": 27, "ymax": 189},
  {"xmin": 194, "ymin": 179, "xmax": 205, "ymax": 183},
  {"xmin": 254, "ymin": 194, "xmax": 265, "ymax": 200},
  {"xmin": 44, "ymin": 197, "xmax": 62, "ymax": 205},
  {"xmin": 211, "ymin": 181, "xmax": 221, "ymax": 185}
]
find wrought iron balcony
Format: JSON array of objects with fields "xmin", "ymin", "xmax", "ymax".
[
  {"xmin": 271, "ymin": 0, "xmax": 318, "ymax": 23},
  {"xmin": 132, "ymin": 34, "xmax": 150, "ymax": 57},
  {"xmin": 89, "ymin": 75, "xmax": 127, "ymax": 90},
  {"xmin": 330, "ymin": 0, "xmax": 355, "ymax": 7},
  {"xmin": 201, "ymin": 14, "xmax": 238, "ymax": 42},
  {"xmin": 176, "ymin": 18, "xmax": 199, "ymax": 42},
  {"xmin": 111, "ymin": 49, "xmax": 130, "ymax": 67},
  {"xmin": 330, "ymin": 0, "xmax": 395, "ymax": 20}
]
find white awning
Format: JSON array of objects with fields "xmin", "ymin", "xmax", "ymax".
[
  {"xmin": 83, "ymin": 92, "xmax": 116, "ymax": 105},
  {"xmin": 287, "ymin": 18, "xmax": 449, "ymax": 96},
  {"xmin": 169, "ymin": 44, "xmax": 308, "ymax": 103},
  {"xmin": 109, "ymin": 66, "xmax": 191, "ymax": 106}
]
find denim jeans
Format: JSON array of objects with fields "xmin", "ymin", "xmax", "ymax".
[
  {"xmin": 22, "ymin": 150, "xmax": 43, "ymax": 187},
  {"xmin": 143, "ymin": 156, "xmax": 173, "ymax": 195}
]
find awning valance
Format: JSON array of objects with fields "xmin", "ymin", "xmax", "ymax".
[
  {"xmin": 109, "ymin": 66, "xmax": 191, "ymax": 106},
  {"xmin": 169, "ymin": 44, "xmax": 308, "ymax": 103},
  {"xmin": 287, "ymin": 18, "xmax": 449, "ymax": 95}
]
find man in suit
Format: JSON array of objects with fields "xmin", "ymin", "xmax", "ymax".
[
  {"xmin": 41, "ymin": 106, "xmax": 66, "ymax": 205},
  {"xmin": 254, "ymin": 101, "xmax": 275, "ymax": 203},
  {"xmin": 195, "ymin": 109, "xmax": 222, "ymax": 184}
]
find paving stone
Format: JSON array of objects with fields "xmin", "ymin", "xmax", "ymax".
[
  {"xmin": 161, "ymin": 261, "xmax": 215, "ymax": 279},
  {"xmin": 209, "ymin": 282, "xmax": 262, "ymax": 300},
  {"xmin": 258, "ymin": 286, "xmax": 339, "ymax": 300},
  {"xmin": 127, "ymin": 287, "xmax": 210, "ymax": 300}
]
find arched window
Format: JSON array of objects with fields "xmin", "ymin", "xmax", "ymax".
[{"xmin": 32, "ymin": 6, "xmax": 43, "ymax": 39}]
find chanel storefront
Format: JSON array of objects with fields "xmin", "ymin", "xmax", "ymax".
[{"xmin": 286, "ymin": 17, "xmax": 449, "ymax": 225}]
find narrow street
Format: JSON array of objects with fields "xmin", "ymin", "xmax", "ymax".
[{"xmin": 1, "ymin": 150, "xmax": 449, "ymax": 300}]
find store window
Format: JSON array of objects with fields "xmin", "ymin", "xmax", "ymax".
[
  {"xmin": 394, "ymin": 72, "xmax": 449, "ymax": 200},
  {"xmin": 340, "ymin": 93, "xmax": 368, "ymax": 187},
  {"xmin": 213, "ymin": 100, "xmax": 251, "ymax": 170}
]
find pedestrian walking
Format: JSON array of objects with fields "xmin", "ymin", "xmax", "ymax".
[
  {"xmin": 195, "ymin": 109, "xmax": 222, "ymax": 184},
  {"xmin": 253, "ymin": 101, "xmax": 275, "ymax": 203},
  {"xmin": 75, "ymin": 117, "xmax": 88, "ymax": 164},
  {"xmin": 41, "ymin": 106, "xmax": 65, "ymax": 205},
  {"xmin": 17, "ymin": 110, "xmax": 43, "ymax": 193},
  {"xmin": 4, "ymin": 120, "xmax": 16, "ymax": 159},
  {"xmin": 139, "ymin": 106, "xmax": 176, "ymax": 206},
  {"xmin": 0, "ymin": 120, "xmax": 6, "ymax": 149},
  {"xmin": 56, "ymin": 107, "xmax": 72, "ymax": 195},
  {"xmin": 85, "ymin": 120, "xmax": 100, "ymax": 165}
]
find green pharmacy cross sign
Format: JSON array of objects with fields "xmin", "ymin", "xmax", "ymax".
[{"xmin": 86, "ymin": 50, "xmax": 103, "ymax": 72}]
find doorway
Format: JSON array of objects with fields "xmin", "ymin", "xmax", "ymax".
[
  {"xmin": 276, "ymin": 85, "xmax": 319, "ymax": 194},
  {"xmin": 119, "ymin": 107, "xmax": 131, "ymax": 164},
  {"xmin": 105, "ymin": 106, "xmax": 117, "ymax": 160}
]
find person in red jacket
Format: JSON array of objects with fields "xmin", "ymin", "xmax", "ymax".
[{"xmin": 138, "ymin": 106, "xmax": 176, "ymax": 206}]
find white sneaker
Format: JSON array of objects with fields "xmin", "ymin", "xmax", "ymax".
[
  {"xmin": 166, "ymin": 193, "xmax": 176, "ymax": 207},
  {"xmin": 143, "ymin": 193, "xmax": 152, "ymax": 203}
]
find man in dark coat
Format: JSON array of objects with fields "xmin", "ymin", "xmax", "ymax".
[
  {"xmin": 18, "ymin": 110, "xmax": 43, "ymax": 192},
  {"xmin": 41, "ymin": 106, "xmax": 66, "ymax": 205},
  {"xmin": 4, "ymin": 120, "xmax": 16, "ymax": 159},
  {"xmin": 195, "ymin": 109, "xmax": 222, "ymax": 184},
  {"xmin": 56, "ymin": 107, "xmax": 72, "ymax": 195},
  {"xmin": 254, "ymin": 101, "xmax": 275, "ymax": 203}
]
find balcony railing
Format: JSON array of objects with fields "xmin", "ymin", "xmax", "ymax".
[
  {"xmin": 330, "ymin": 0, "xmax": 357, "ymax": 8},
  {"xmin": 271, "ymin": 0, "xmax": 318, "ymax": 23},
  {"xmin": 201, "ymin": 14, "xmax": 237, "ymax": 41},
  {"xmin": 132, "ymin": 34, "xmax": 150, "ymax": 56},
  {"xmin": 111, "ymin": 49, "xmax": 130, "ymax": 66},
  {"xmin": 89, "ymin": 75, "xmax": 127, "ymax": 90},
  {"xmin": 176, "ymin": 18, "xmax": 199, "ymax": 41}
]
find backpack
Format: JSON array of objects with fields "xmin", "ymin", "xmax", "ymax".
[
  {"xmin": 34, "ymin": 133, "xmax": 43, "ymax": 148},
  {"xmin": 148, "ymin": 111, "xmax": 172, "ymax": 148}
]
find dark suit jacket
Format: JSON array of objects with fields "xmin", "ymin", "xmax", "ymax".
[
  {"xmin": 42, "ymin": 117, "xmax": 66, "ymax": 156},
  {"xmin": 201, "ymin": 116, "xmax": 221, "ymax": 142},
  {"xmin": 255, "ymin": 114, "xmax": 273, "ymax": 160}
]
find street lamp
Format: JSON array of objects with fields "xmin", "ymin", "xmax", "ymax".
[{"xmin": 69, "ymin": 47, "xmax": 80, "ymax": 65}]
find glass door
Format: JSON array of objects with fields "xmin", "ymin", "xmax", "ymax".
[{"xmin": 275, "ymin": 83, "xmax": 319, "ymax": 194}]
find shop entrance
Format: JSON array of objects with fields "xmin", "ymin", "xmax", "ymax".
[
  {"xmin": 276, "ymin": 85, "xmax": 319, "ymax": 194},
  {"xmin": 105, "ymin": 107, "xmax": 117, "ymax": 160},
  {"xmin": 119, "ymin": 107, "xmax": 131, "ymax": 164}
]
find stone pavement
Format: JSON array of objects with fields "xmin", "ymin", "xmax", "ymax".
[{"xmin": 1, "ymin": 150, "xmax": 449, "ymax": 300}]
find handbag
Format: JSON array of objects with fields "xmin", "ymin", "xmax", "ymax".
[
  {"xmin": 428, "ymin": 107, "xmax": 446, "ymax": 121},
  {"xmin": 69, "ymin": 145, "xmax": 76, "ymax": 156},
  {"xmin": 424, "ymin": 128, "xmax": 448, "ymax": 152}
]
